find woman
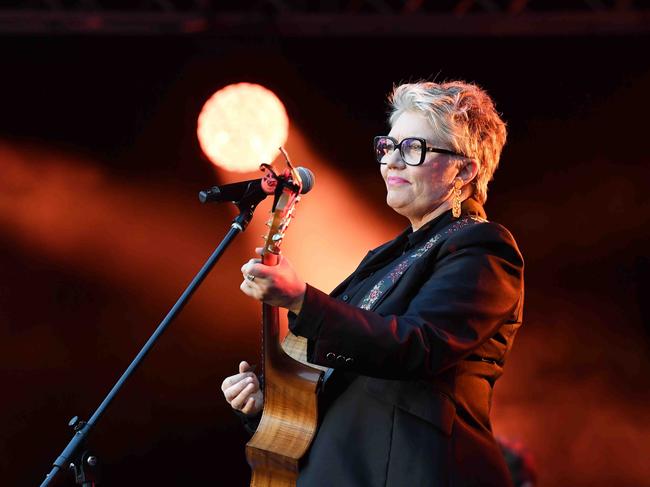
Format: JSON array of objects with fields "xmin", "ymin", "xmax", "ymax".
[{"xmin": 222, "ymin": 80, "xmax": 524, "ymax": 486}]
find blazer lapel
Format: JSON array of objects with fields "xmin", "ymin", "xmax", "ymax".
[
  {"xmin": 361, "ymin": 233, "xmax": 445, "ymax": 312},
  {"xmin": 330, "ymin": 228, "xmax": 411, "ymax": 298},
  {"xmin": 361, "ymin": 213, "xmax": 486, "ymax": 312}
]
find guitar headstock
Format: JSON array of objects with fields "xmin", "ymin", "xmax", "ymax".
[{"xmin": 261, "ymin": 156, "xmax": 303, "ymax": 256}]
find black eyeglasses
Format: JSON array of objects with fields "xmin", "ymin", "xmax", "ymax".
[{"xmin": 373, "ymin": 136, "xmax": 464, "ymax": 166}]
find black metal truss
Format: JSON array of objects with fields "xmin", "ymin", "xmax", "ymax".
[{"xmin": 0, "ymin": 1, "xmax": 648, "ymax": 35}]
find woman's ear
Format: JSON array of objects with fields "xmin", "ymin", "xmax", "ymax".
[{"xmin": 459, "ymin": 159, "xmax": 479, "ymax": 184}]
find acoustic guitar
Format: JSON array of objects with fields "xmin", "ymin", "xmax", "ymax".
[{"xmin": 245, "ymin": 163, "xmax": 325, "ymax": 487}]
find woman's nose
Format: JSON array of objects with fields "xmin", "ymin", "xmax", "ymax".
[{"xmin": 385, "ymin": 150, "xmax": 405, "ymax": 169}]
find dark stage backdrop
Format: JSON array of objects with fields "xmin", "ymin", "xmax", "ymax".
[{"xmin": 1, "ymin": 35, "xmax": 649, "ymax": 487}]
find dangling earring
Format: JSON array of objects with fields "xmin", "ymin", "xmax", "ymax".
[{"xmin": 452, "ymin": 178, "xmax": 463, "ymax": 218}]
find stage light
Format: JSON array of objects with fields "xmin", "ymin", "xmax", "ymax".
[{"xmin": 197, "ymin": 83, "xmax": 289, "ymax": 172}]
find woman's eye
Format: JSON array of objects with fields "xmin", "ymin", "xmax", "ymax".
[{"xmin": 407, "ymin": 142, "xmax": 422, "ymax": 152}]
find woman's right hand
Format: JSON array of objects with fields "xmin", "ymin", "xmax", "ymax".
[{"xmin": 221, "ymin": 360, "xmax": 263, "ymax": 416}]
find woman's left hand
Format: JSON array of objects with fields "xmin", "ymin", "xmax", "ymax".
[{"xmin": 240, "ymin": 248, "xmax": 306, "ymax": 314}]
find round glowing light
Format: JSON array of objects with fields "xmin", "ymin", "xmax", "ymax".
[{"xmin": 197, "ymin": 83, "xmax": 289, "ymax": 172}]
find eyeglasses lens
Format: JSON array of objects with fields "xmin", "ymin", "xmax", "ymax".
[
  {"xmin": 375, "ymin": 137, "xmax": 394, "ymax": 164},
  {"xmin": 375, "ymin": 137, "xmax": 423, "ymax": 165},
  {"xmin": 401, "ymin": 138, "xmax": 422, "ymax": 165}
]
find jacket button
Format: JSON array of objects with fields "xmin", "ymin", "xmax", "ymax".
[
  {"xmin": 336, "ymin": 355, "xmax": 346, "ymax": 365},
  {"xmin": 345, "ymin": 357, "xmax": 354, "ymax": 366},
  {"xmin": 341, "ymin": 294, "xmax": 349, "ymax": 302},
  {"xmin": 326, "ymin": 352, "xmax": 336, "ymax": 361}
]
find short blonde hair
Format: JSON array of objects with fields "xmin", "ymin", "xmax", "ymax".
[{"xmin": 388, "ymin": 80, "xmax": 507, "ymax": 204}]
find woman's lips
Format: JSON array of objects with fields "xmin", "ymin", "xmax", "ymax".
[{"xmin": 387, "ymin": 176, "xmax": 410, "ymax": 186}]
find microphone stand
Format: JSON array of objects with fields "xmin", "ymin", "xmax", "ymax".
[{"xmin": 39, "ymin": 186, "xmax": 268, "ymax": 487}]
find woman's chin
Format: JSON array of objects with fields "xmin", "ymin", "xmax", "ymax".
[
  {"xmin": 386, "ymin": 188, "xmax": 410, "ymax": 203},
  {"xmin": 385, "ymin": 195, "xmax": 411, "ymax": 215}
]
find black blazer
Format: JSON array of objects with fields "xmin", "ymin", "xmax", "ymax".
[{"xmin": 289, "ymin": 200, "xmax": 524, "ymax": 487}]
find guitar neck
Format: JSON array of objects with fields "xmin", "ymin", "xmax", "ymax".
[{"xmin": 260, "ymin": 251, "xmax": 285, "ymax": 376}]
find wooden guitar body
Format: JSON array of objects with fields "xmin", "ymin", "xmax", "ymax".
[{"xmin": 245, "ymin": 309, "xmax": 323, "ymax": 486}]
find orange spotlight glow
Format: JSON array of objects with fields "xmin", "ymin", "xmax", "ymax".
[{"xmin": 197, "ymin": 83, "xmax": 289, "ymax": 172}]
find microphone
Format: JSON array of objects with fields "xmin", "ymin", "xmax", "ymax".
[{"xmin": 198, "ymin": 166, "xmax": 315, "ymax": 204}]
